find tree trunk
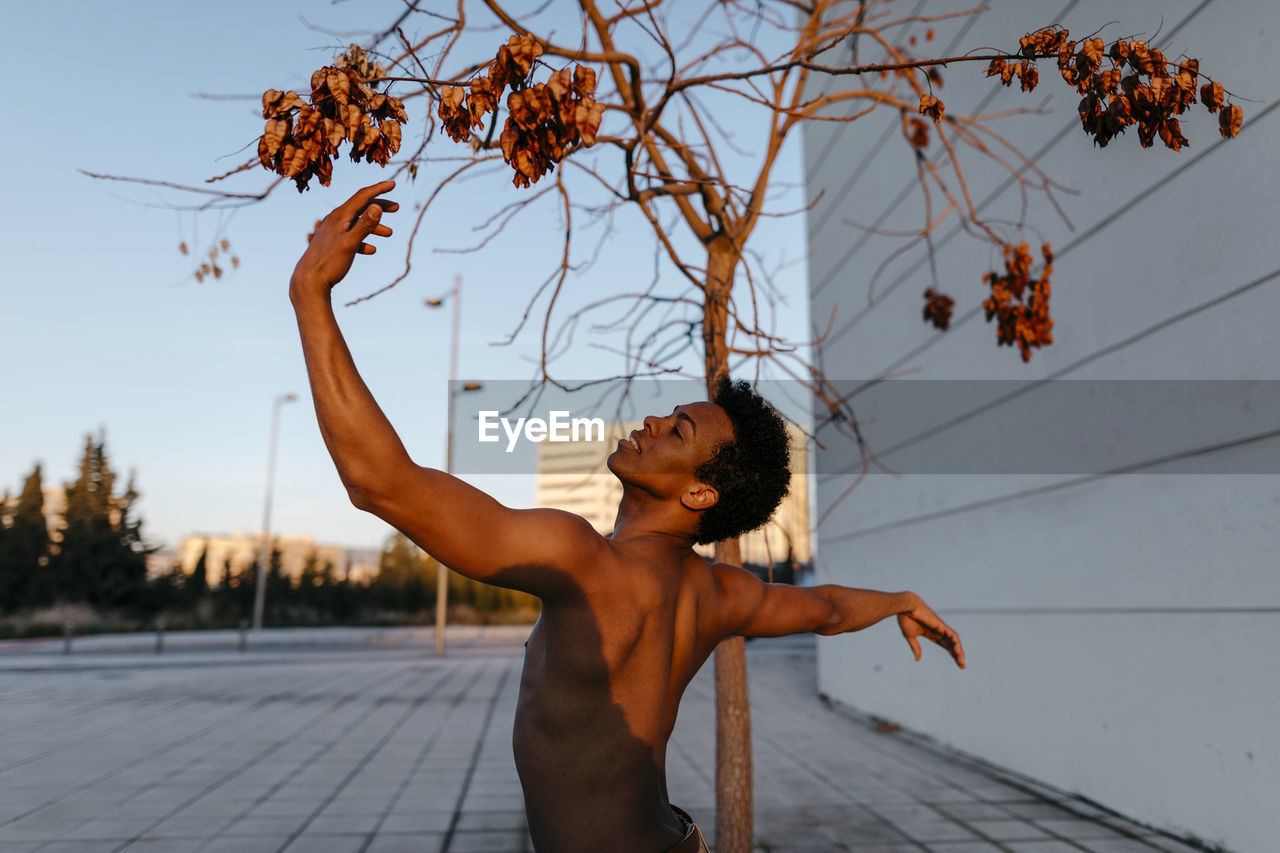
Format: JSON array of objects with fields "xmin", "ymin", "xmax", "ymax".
[
  {"xmin": 704, "ymin": 238, "xmax": 753, "ymax": 852},
  {"xmin": 713, "ymin": 538, "xmax": 752, "ymax": 853}
]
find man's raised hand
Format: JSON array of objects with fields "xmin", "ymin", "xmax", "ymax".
[
  {"xmin": 291, "ymin": 181, "xmax": 399, "ymax": 296},
  {"xmin": 897, "ymin": 596, "xmax": 966, "ymax": 669}
]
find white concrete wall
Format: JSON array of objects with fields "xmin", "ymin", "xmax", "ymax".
[{"xmin": 802, "ymin": 2, "xmax": 1279, "ymax": 851}]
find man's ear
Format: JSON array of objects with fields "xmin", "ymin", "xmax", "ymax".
[{"xmin": 680, "ymin": 483, "xmax": 719, "ymax": 512}]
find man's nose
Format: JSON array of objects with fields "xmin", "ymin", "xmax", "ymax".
[{"xmin": 643, "ymin": 415, "xmax": 661, "ymax": 434}]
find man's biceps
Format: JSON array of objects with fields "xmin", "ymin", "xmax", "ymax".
[
  {"xmin": 739, "ymin": 584, "xmax": 810, "ymax": 636},
  {"xmin": 717, "ymin": 570, "xmax": 767, "ymax": 631}
]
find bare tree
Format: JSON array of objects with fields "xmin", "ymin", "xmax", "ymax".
[{"xmin": 89, "ymin": 3, "xmax": 1243, "ymax": 848}]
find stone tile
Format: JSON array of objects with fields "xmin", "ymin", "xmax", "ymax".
[
  {"xmin": 932, "ymin": 802, "xmax": 1014, "ymax": 822},
  {"xmin": 446, "ymin": 830, "xmax": 525, "ymax": 852},
  {"xmin": 1034, "ymin": 819, "xmax": 1128, "ymax": 840},
  {"xmin": 925, "ymin": 844, "xmax": 1005, "ymax": 853},
  {"xmin": 873, "ymin": 804, "xmax": 946, "ymax": 822},
  {"xmin": 1004, "ymin": 842, "xmax": 1087, "ymax": 853},
  {"xmin": 144, "ymin": 816, "xmax": 228, "ymax": 839},
  {"xmin": 1081, "ymin": 840, "xmax": 1168, "ymax": 853},
  {"xmin": 307, "ymin": 814, "xmax": 383, "ymax": 835},
  {"xmin": 177, "ymin": 800, "xmax": 253, "ymax": 817},
  {"xmin": 63, "ymin": 817, "xmax": 155, "ymax": 841},
  {"xmin": 246, "ymin": 800, "xmax": 318, "ymax": 816},
  {"xmin": 224, "ymin": 815, "xmax": 309, "ymax": 836},
  {"xmin": 455, "ymin": 795, "xmax": 526, "ymax": 812},
  {"xmin": 758, "ymin": 822, "xmax": 843, "ymax": 847},
  {"xmin": 893, "ymin": 821, "xmax": 981, "ymax": 843},
  {"xmin": 0, "ymin": 821, "xmax": 59, "ymax": 843},
  {"xmin": 316, "ymin": 800, "xmax": 387, "ymax": 815},
  {"xmin": 366, "ymin": 832, "xmax": 447, "ymax": 853},
  {"xmin": 966, "ymin": 819, "xmax": 1053, "ymax": 841},
  {"xmin": 197, "ymin": 835, "xmax": 294, "ymax": 853},
  {"xmin": 454, "ymin": 810, "xmax": 526, "ymax": 831},
  {"xmin": 379, "ymin": 812, "xmax": 454, "ymax": 833},
  {"xmin": 123, "ymin": 839, "xmax": 209, "ymax": 853},
  {"xmin": 280, "ymin": 833, "xmax": 368, "ymax": 853},
  {"xmin": 1000, "ymin": 801, "xmax": 1083, "ymax": 821},
  {"xmin": 819, "ymin": 817, "xmax": 911, "ymax": 846},
  {"xmin": 109, "ymin": 801, "xmax": 182, "ymax": 819},
  {"xmin": 29, "ymin": 843, "xmax": 120, "ymax": 853}
]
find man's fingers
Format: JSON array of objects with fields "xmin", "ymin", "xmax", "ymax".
[
  {"xmin": 343, "ymin": 180, "xmax": 397, "ymax": 215},
  {"xmin": 907, "ymin": 635, "xmax": 922, "ymax": 661},
  {"xmin": 347, "ymin": 199, "xmax": 398, "ymax": 235},
  {"xmin": 347, "ymin": 204, "xmax": 388, "ymax": 243},
  {"xmin": 936, "ymin": 627, "xmax": 965, "ymax": 669},
  {"xmin": 344, "ymin": 190, "xmax": 398, "ymax": 233},
  {"xmin": 357, "ymin": 242, "xmax": 377, "ymax": 256}
]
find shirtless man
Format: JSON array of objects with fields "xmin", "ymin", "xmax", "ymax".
[{"xmin": 291, "ymin": 181, "xmax": 966, "ymax": 853}]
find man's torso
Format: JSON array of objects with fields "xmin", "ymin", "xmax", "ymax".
[{"xmin": 512, "ymin": 538, "xmax": 723, "ymax": 852}]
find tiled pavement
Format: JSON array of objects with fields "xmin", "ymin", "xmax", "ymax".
[{"xmin": 0, "ymin": 628, "xmax": 1212, "ymax": 853}]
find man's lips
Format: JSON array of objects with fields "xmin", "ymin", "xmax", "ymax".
[{"xmin": 623, "ymin": 431, "xmax": 641, "ymax": 453}]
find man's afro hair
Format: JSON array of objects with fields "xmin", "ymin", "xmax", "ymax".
[{"xmin": 693, "ymin": 378, "xmax": 791, "ymax": 545}]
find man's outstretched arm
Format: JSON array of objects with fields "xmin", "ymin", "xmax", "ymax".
[
  {"xmin": 290, "ymin": 182, "xmax": 599, "ymax": 597},
  {"xmin": 713, "ymin": 565, "xmax": 965, "ymax": 668}
]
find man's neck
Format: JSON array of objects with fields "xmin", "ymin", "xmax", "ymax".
[{"xmin": 610, "ymin": 488, "xmax": 699, "ymax": 548}]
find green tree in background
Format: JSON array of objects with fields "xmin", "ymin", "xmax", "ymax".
[
  {"xmin": 51, "ymin": 433, "xmax": 151, "ymax": 609},
  {"xmin": 297, "ymin": 549, "xmax": 323, "ymax": 615},
  {"xmin": 0, "ymin": 465, "xmax": 53, "ymax": 610},
  {"xmin": 265, "ymin": 546, "xmax": 294, "ymax": 624},
  {"xmin": 376, "ymin": 531, "xmax": 437, "ymax": 614},
  {"xmin": 187, "ymin": 546, "xmax": 208, "ymax": 601},
  {"xmin": 0, "ymin": 489, "xmax": 7, "ymax": 606}
]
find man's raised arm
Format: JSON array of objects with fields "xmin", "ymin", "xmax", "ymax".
[
  {"xmin": 712, "ymin": 564, "xmax": 966, "ymax": 668},
  {"xmin": 289, "ymin": 181, "xmax": 599, "ymax": 597}
]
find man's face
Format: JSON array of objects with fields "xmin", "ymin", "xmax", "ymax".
[{"xmin": 606, "ymin": 400, "xmax": 734, "ymax": 498}]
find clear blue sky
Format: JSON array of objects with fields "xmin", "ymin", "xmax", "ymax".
[{"xmin": 1, "ymin": 1, "xmax": 810, "ymax": 553}]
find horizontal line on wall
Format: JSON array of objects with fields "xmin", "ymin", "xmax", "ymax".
[
  {"xmin": 848, "ymin": 93, "xmax": 1280, "ymax": 378},
  {"xmin": 819, "ymin": 265, "xmax": 1280, "ymax": 476},
  {"xmin": 819, "ymin": 425, "xmax": 1280, "ymax": 543}
]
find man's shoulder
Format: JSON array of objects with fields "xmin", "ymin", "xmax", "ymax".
[
  {"xmin": 515, "ymin": 507, "xmax": 607, "ymax": 546},
  {"xmin": 707, "ymin": 560, "xmax": 762, "ymax": 589}
]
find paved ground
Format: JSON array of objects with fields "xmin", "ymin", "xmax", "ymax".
[{"xmin": 0, "ymin": 627, "xmax": 1210, "ymax": 853}]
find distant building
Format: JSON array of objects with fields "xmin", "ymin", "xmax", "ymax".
[
  {"xmin": 535, "ymin": 421, "xmax": 810, "ymax": 571},
  {"xmin": 175, "ymin": 531, "xmax": 379, "ymax": 585},
  {"xmin": 41, "ymin": 486, "xmax": 65, "ymax": 541}
]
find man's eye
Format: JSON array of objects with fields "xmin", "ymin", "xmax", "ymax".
[{"xmin": 673, "ymin": 425, "xmax": 682, "ymax": 438}]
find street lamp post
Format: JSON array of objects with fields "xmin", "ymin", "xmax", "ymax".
[
  {"xmin": 426, "ymin": 275, "xmax": 468, "ymax": 656},
  {"xmin": 252, "ymin": 392, "xmax": 297, "ymax": 631}
]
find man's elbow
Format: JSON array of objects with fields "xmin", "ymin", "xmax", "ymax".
[
  {"xmin": 345, "ymin": 483, "xmax": 381, "ymax": 514},
  {"xmin": 813, "ymin": 591, "xmax": 843, "ymax": 636}
]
